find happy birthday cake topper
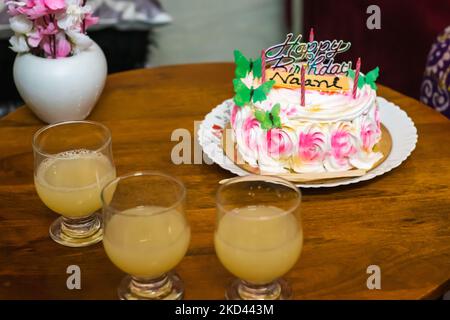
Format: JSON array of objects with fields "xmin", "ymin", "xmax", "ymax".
[
  {"xmin": 265, "ymin": 32, "xmax": 353, "ymax": 75},
  {"xmin": 232, "ymin": 30, "xmax": 380, "ymax": 109}
]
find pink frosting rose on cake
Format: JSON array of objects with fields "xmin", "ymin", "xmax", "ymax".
[
  {"xmin": 374, "ymin": 105, "xmax": 382, "ymax": 137},
  {"xmin": 360, "ymin": 118, "xmax": 380, "ymax": 152},
  {"xmin": 374, "ymin": 104, "xmax": 381, "ymax": 130},
  {"xmin": 261, "ymin": 128, "xmax": 294, "ymax": 159},
  {"xmin": 326, "ymin": 124, "xmax": 356, "ymax": 169},
  {"xmin": 233, "ymin": 110, "xmax": 262, "ymax": 167},
  {"xmin": 241, "ymin": 115, "xmax": 260, "ymax": 152},
  {"xmin": 298, "ymin": 129, "xmax": 326, "ymax": 162},
  {"xmin": 290, "ymin": 125, "xmax": 327, "ymax": 172},
  {"xmin": 230, "ymin": 104, "xmax": 239, "ymax": 126},
  {"xmin": 232, "ymin": 115, "xmax": 260, "ymax": 153}
]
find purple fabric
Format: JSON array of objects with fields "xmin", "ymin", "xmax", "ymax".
[{"xmin": 420, "ymin": 26, "xmax": 450, "ymax": 118}]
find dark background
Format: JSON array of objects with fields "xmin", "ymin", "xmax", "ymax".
[{"xmin": 300, "ymin": 0, "xmax": 450, "ymax": 99}]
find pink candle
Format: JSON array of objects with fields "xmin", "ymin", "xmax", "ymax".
[
  {"xmin": 309, "ymin": 28, "xmax": 314, "ymax": 42},
  {"xmin": 300, "ymin": 64, "xmax": 306, "ymax": 106},
  {"xmin": 353, "ymin": 57, "xmax": 361, "ymax": 99},
  {"xmin": 261, "ymin": 49, "xmax": 266, "ymax": 82}
]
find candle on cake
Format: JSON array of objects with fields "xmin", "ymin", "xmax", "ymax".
[
  {"xmin": 309, "ymin": 28, "xmax": 314, "ymax": 42},
  {"xmin": 300, "ymin": 63, "xmax": 306, "ymax": 106},
  {"xmin": 353, "ymin": 57, "xmax": 361, "ymax": 99},
  {"xmin": 261, "ymin": 49, "xmax": 266, "ymax": 83}
]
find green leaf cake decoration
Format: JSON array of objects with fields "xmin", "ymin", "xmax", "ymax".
[
  {"xmin": 347, "ymin": 66, "xmax": 380, "ymax": 90},
  {"xmin": 233, "ymin": 79, "xmax": 275, "ymax": 107},
  {"xmin": 254, "ymin": 103, "xmax": 282, "ymax": 130},
  {"xmin": 364, "ymin": 67, "xmax": 379, "ymax": 90},
  {"xmin": 234, "ymin": 50, "xmax": 262, "ymax": 79}
]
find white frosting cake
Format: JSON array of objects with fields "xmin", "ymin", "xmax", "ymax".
[{"xmin": 230, "ymin": 75, "xmax": 383, "ymax": 174}]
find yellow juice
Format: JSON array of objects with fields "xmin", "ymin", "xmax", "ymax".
[
  {"xmin": 103, "ymin": 206, "xmax": 190, "ymax": 278},
  {"xmin": 214, "ymin": 205, "xmax": 303, "ymax": 284},
  {"xmin": 34, "ymin": 149, "xmax": 116, "ymax": 218}
]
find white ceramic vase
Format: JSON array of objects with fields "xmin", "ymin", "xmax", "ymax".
[{"xmin": 13, "ymin": 42, "xmax": 107, "ymax": 124}]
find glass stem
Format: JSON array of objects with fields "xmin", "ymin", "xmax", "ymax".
[
  {"xmin": 238, "ymin": 280, "xmax": 281, "ymax": 300},
  {"xmin": 130, "ymin": 274, "xmax": 173, "ymax": 299},
  {"xmin": 61, "ymin": 214, "xmax": 101, "ymax": 239}
]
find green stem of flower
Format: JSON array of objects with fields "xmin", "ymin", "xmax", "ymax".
[{"xmin": 50, "ymin": 15, "xmax": 56, "ymax": 59}]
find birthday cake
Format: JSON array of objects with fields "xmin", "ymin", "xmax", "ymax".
[{"xmin": 229, "ymin": 33, "xmax": 383, "ymax": 174}]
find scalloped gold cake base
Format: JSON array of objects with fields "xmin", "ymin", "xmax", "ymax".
[{"xmin": 221, "ymin": 124, "xmax": 392, "ymax": 184}]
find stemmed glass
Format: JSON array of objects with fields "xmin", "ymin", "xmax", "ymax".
[
  {"xmin": 101, "ymin": 171, "xmax": 190, "ymax": 300},
  {"xmin": 215, "ymin": 175, "xmax": 303, "ymax": 300},
  {"xmin": 33, "ymin": 120, "xmax": 116, "ymax": 247}
]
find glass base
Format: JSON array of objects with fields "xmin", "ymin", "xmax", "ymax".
[
  {"xmin": 225, "ymin": 278, "xmax": 292, "ymax": 300},
  {"xmin": 49, "ymin": 212, "xmax": 103, "ymax": 247},
  {"xmin": 118, "ymin": 272, "xmax": 184, "ymax": 300}
]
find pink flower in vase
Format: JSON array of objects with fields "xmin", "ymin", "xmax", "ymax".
[
  {"xmin": 12, "ymin": 0, "xmax": 65, "ymax": 19},
  {"xmin": 6, "ymin": 0, "xmax": 99, "ymax": 57},
  {"xmin": 41, "ymin": 31, "xmax": 71, "ymax": 58},
  {"xmin": 263, "ymin": 128, "xmax": 294, "ymax": 159},
  {"xmin": 83, "ymin": 12, "xmax": 99, "ymax": 29},
  {"xmin": 27, "ymin": 19, "xmax": 58, "ymax": 47},
  {"xmin": 56, "ymin": 0, "xmax": 94, "ymax": 30},
  {"xmin": 43, "ymin": 0, "xmax": 65, "ymax": 10},
  {"xmin": 9, "ymin": 14, "xmax": 33, "ymax": 33},
  {"xmin": 9, "ymin": 34, "xmax": 29, "ymax": 52},
  {"xmin": 298, "ymin": 129, "xmax": 325, "ymax": 162},
  {"xmin": 6, "ymin": 2, "xmax": 22, "ymax": 17},
  {"xmin": 329, "ymin": 125, "xmax": 356, "ymax": 165},
  {"xmin": 18, "ymin": 1, "xmax": 49, "ymax": 19}
]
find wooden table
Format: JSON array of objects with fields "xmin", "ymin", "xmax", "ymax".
[{"xmin": 0, "ymin": 63, "xmax": 449, "ymax": 300}]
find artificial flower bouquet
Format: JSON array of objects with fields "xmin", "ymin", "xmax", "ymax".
[{"xmin": 6, "ymin": 0, "xmax": 99, "ymax": 58}]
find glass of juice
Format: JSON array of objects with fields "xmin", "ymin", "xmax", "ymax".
[
  {"xmin": 215, "ymin": 175, "xmax": 303, "ymax": 300},
  {"xmin": 101, "ymin": 171, "xmax": 190, "ymax": 300},
  {"xmin": 33, "ymin": 121, "xmax": 116, "ymax": 247}
]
